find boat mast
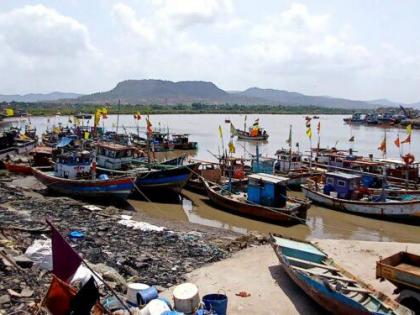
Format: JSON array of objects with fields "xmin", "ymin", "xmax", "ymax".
[
  {"xmin": 288, "ymin": 125, "xmax": 292, "ymax": 172},
  {"xmin": 116, "ymin": 99, "xmax": 121, "ymax": 136}
]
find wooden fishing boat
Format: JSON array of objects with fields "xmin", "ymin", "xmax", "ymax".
[
  {"xmin": 235, "ymin": 129, "xmax": 269, "ymax": 141},
  {"xmin": 203, "ymin": 173, "xmax": 310, "ymax": 224},
  {"xmin": 233, "ymin": 117, "xmax": 269, "ymax": 141},
  {"xmin": 270, "ymin": 234, "xmax": 414, "ymax": 315},
  {"xmin": 302, "ymin": 172, "xmax": 420, "ymax": 222},
  {"xmin": 172, "ymin": 134, "xmax": 198, "ymax": 150},
  {"xmin": 185, "ymin": 160, "xmax": 246, "ymax": 194},
  {"xmin": 32, "ymin": 149, "xmax": 134, "ymax": 199},
  {"xmin": 96, "ymin": 142, "xmax": 198, "ymax": 193}
]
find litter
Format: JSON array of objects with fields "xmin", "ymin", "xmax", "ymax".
[
  {"xmin": 118, "ymin": 216, "xmax": 165, "ymax": 232},
  {"xmin": 235, "ymin": 291, "xmax": 251, "ymax": 297}
]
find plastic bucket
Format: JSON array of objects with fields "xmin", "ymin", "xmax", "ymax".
[
  {"xmin": 202, "ymin": 293, "xmax": 228, "ymax": 315},
  {"xmin": 137, "ymin": 287, "xmax": 159, "ymax": 306}
]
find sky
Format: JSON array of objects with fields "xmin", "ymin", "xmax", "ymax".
[{"xmin": 1, "ymin": 0, "xmax": 420, "ymax": 102}]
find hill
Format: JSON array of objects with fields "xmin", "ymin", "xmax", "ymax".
[
  {"xmin": 0, "ymin": 92, "xmax": 82, "ymax": 102},
  {"xmin": 237, "ymin": 87, "xmax": 379, "ymax": 109}
]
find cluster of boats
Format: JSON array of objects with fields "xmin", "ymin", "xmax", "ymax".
[{"xmin": 1, "ymin": 115, "xmax": 420, "ymax": 226}]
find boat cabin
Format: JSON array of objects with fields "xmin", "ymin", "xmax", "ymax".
[
  {"xmin": 323, "ymin": 172, "xmax": 361, "ymax": 199},
  {"xmin": 54, "ymin": 150, "xmax": 92, "ymax": 179},
  {"xmin": 247, "ymin": 173, "xmax": 288, "ymax": 207},
  {"xmin": 219, "ymin": 156, "xmax": 246, "ymax": 179},
  {"xmin": 96, "ymin": 142, "xmax": 139, "ymax": 170},
  {"xmin": 275, "ymin": 149, "xmax": 303, "ymax": 173},
  {"xmin": 377, "ymin": 158, "xmax": 419, "ymax": 183}
]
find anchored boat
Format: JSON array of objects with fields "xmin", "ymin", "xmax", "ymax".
[
  {"xmin": 301, "ymin": 172, "xmax": 420, "ymax": 222},
  {"xmin": 203, "ymin": 173, "xmax": 310, "ymax": 225},
  {"xmin": 32, "ymin": 150, "xmax": 134, "ymax": 199},
  {"xmin": 270, "ymin": 234, "xmax": 414, "ymax": 315}
]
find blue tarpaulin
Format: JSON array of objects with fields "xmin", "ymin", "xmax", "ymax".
[{"xmin": 56, "ymin": 137, "xmax": 73, "ymax": 148}]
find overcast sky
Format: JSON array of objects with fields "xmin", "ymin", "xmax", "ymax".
[{"xmin": 1, "ymin": 0, "xmax": 420, "ymax": 102}]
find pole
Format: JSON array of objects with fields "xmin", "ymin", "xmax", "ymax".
[{"xmin": 116, "ymin": 100, "xmax": 121, "ymax": 135}]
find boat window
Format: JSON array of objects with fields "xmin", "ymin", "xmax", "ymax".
[
  {"xmin": 326, "ymin": 177, "xmax": 334, "ymax": 185},
  {"xmin": 337, "ymin": 180, "xmax": 346, "ymax": 187}
]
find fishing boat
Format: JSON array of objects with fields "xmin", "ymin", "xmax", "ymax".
[
  {"xmin": 3, "ymin": 146, "xmax": 53, "ymax": 175},
  {"xmin": 32, "ymin": 150, "xmax": 134, "ymax": 199},
  {"xmin": 270, "ymin": 234, "xmax": 414, "ymax": 315},
  {"xmin": 203, "ymin": 173, "xmax": 310, "ymax": 224},
  {"xmin": 186, "ymin": 160, "xmax": 246, "ymax": 194},
  {"xmin": 343, "ymin": 112, "xmax": 365, "ymax": 124},
  {"xmin": 301, "ymin": 172, "xmax": 420, "ymax": 222},
  {"xmin": 172, "ymin": 134, "xmax": 198, "ymax": 150},
  {"xmin": 233, "ymin": 118, "xmax": 269, "ymax": 141},
  {"xmin": 95, "ymin": 142, "xmax": 198, "ymax": 193}
]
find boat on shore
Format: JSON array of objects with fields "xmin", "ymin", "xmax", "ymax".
[
  {"xmin": 95, "ymin": 141, "xmax": 198, "ymax": 193},
  {"xmin": 172, "ymin": 134, "xmax": 198, "ymax": 150},
  {"xmin": 32, "ymin": 150, "xmax": 134, "ymax": 199},
  {"xmin": 270, "ymin": 234, "xmax": 414, "ymax": 315},
  {"xmin": 301, "ymin": 172, "xmax": 420, "ymax": 222},
  {"xmin": 203, "ymin": 173, "xmax": 310, "ymax": 225}
]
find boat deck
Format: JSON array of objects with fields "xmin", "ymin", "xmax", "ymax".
[{"xmin": 395, "ymin": 263, "xmax": 420, "ymax": 276}]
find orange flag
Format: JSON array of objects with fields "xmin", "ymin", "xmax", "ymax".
[
  {"xmin": 401, "ymin": 134, "xmax": 411, "ymax": 144},
  {"xmin": 394, "ymin": 135, "xmax": 400, "ymax": 148},
  {"xmin": 378, "ymin": 135, "xmax": 387, "ymax": 154},
  {"xmin": 43, "ymin": 275, "xmax": 77, "ymax": 315}
]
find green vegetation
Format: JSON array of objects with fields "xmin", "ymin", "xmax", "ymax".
[{"xmin": 1, "ymin": 101, "xmax": 368, "ymax": 116}]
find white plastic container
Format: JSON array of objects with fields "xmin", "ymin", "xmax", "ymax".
[
  {"xmin": 139, "ymin": 299, "xmax": 170, "ymax": 315},
  {"xmin": 330, "ymin": 191, "xmax": 338, "ymax": 198},
  {"xmin": 126, "ymin": 283, "xmax": 150, "ymax": 305},
  {"xmin": 173, "ymin": 283, "xmax": 200, "ymax": 314}
]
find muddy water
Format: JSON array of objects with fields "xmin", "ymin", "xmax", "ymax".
[{"xmin": 128, "ymin": 189, "xmax": 420, "ymax": 242}]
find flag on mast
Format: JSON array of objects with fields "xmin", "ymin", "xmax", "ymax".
[
  {"xmin": 378, "ymin": 133, "xmax": 387, "ymax": 155},
  {"xmin": 394, "ymin": 134, "xmax": 400, "ymax": 148}
]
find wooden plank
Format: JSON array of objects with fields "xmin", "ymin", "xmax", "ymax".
[
  {"xmin": 342, "ymin": 287, "xmax": 371, "ymax": 294},
  {"xmin": 285, "ymin": 255, "xmax": 339, "ymax": 271},
  {"xmin": 291, "ymin": 265, "xmax": 357, "ymax": 283}
]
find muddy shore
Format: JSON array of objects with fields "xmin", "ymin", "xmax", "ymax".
[
  {"xmin": 0, "ymin": 174, "xmax": 267, "ymax": 314},
  {"xmin": 1, "ymin": 174, "xmax": 418, "ymax": 314}
]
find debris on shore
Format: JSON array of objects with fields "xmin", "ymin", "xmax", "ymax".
[{"xmin": 0, "ymin": 179, "xmax": 267, "ymax": 313}]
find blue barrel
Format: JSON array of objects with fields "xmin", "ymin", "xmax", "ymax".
[
  {"xmin": 202, "ymin": 294, "xmax": 228, "ymax": 315},
  {"xmin": 137, "ymin": 287, "xmax": 158, "ymax": 306},
  {"xmin": 98, "ymin": 174, "xmax": 109, "ymax": 180},
  {"xmin": 161, "ymin": 312, "xmax": 184, "ymax": 315}
]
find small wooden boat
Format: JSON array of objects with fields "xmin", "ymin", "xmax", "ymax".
[
  {"xmin": 203, "ymin": 173, "xmax": 310, "ymax": 224},
  {"xmin": 235, "ymin": 128, "xmax": 269, "ymax": 141},
  {"xmin": 302, "ymin": 172, "xmax": 420, "ymax": 222},
  {"xmin": 376, "ymin": 252, "xmax": 420, "ymax": 312},
  {"xmin": 233, "ymin": 117, "xmax": 269, "ymax": 141},
  {"xmin": 270, "ymin": 234, "xmax": 414, "ymax": 315}
]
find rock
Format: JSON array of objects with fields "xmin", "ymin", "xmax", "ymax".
[
  {"xmin": 0, "ymin": 294, "xmax": 10, "ymax": 305},
  {"xmin": 13, "ymin": 255, "xmax": 33, "ymax": 268}
]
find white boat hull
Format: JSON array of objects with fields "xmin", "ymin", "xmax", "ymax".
[{"xmin": 301, "ymin": 185, "xmax": 420, "ymax": 220}]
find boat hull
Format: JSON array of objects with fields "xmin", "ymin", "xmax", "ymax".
[
  {"xmin": 302, "ymin": 185, "xmax": 420, "ymax": 221},
  {"xmin": 135, "ymin": 163, "xmax": 198, "ymax": 193},
  {"xmin": 270, "ymin": 234, "xmax": 409, "ymax": 315},
  {"xmin": 32, "ymin": 167, "xmax": 134, "ymax": 199},
  {"xmin": 4, "ymin": 162, "xmax": 32, "ymax": 175},
  {"xmin": 204, "ymin": 181, "xmax": 308, "ymax": 224}
]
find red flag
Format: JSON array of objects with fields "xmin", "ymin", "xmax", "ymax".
[
  {"xmin": 43, "ymin": 275, "xmax": 77, "ymax": 315},
  {"xmin": 394, "ymin": 136, "xmax": 400, "ymax": 148},
  {"xmin": 46, "ymin": 220, "xmax": 82, "ymax": 282},
  {"xmin": 401, "ymin": 134, "xmax": 411, "ymax": 144}
]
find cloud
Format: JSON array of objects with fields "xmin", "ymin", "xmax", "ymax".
[{"xmin": 0, "ymin": 4, "xmax": 93, "ymax": 57}]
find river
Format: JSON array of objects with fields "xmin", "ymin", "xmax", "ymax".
[{"xmin": 9, "ymin": 114, "xmax": 420, "ymax": 242}]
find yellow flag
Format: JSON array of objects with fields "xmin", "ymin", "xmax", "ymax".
[
  {"xmin": 218, "ymin": 125, "xmax": 223, "ymax": 139},
  {"xmin": 5, "ymin": 108, "xmax": 14, "ymax": 116},
  {"xmin": 306, "ymin": 127, "xmax": 312, "ymax": 138},
  {"xmin": 228, "ymin": 141, "xmax": 235, "ymax": 153},
  {"xmin": 406, "ymin": 124, "xmax": 412, "ymax": 135},
  {"xmin": 84, "ymin": 131, "xmax": 90, "ymax": 139},
  {"xmin": 94, "ymin": 109, "xmax": 102, "ymax": 126}
]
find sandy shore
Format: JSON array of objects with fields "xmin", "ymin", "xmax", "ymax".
[{"xmin": 162, "ymin": 240, "xmax": 420, "ymax": 314}]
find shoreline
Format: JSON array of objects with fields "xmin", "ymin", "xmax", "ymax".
[{"xmin": 0, "ymin": 174, "xmax": 418, "ymax": 313}]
